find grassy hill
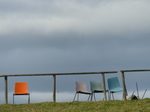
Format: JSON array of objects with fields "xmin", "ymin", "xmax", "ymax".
[{"xmin": 0, "ymin": 98, "xmax": 150, "ymax": 112}]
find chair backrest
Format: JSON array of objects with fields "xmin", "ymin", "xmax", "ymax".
[
  {"xmin": 90, "ymin": 81, "xmax": 103, "ymax": 92},
  {"xmin": 107, "ymin": 77, "xmax": 122, "ymax": 91},
  {"xmin": 75, "ymin": 82, "xmax": 88, "ymax": 92},
  {"xmin": 14, "ymin": 82, "xmax": 29, "ymax": 94}
]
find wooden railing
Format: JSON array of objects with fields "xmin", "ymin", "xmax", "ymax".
[
  {"xmin": 0, "ymin": 71, "xmax": 118, "ymax": 104},
  {"xmin": 120, "ymin": 69, "xmax": 150, "ymax": 100},
  {"xmin": 1, "ymin": 69, "xmax": 150, "ymax": 104}
]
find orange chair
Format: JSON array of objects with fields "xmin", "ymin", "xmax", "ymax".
[{"xmin": 13, "ymin": 82, "xmax": 30, "ymax": 104}]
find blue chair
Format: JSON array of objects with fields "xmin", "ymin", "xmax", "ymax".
[
  {"xmin": 107, "ymin": 77, "xmax": 123, "ymax": 100},
  {"xmin": 90, "ymin": 81, "xmax": 108, "ymax": 101}
]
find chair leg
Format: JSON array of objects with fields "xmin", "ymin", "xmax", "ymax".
[
  {"xmin": 13, "ymin": 94, "xmax": 30, "ymax": 104},
  {"xmin": 74, "ymin": 93, "xmax": 92, "ymax": 102},
  {"xmin": 112, "ymin": 93, "xmax": 114, "ymax": 100},
  {"xmin": 28, "ymin": 94, "xmax": 30, "ymax": 104},
  {"xmin": 109, "ymin": 92, "xmax": 111, "ymax": 100},
  {"xmin": 13, "ymin": 94, "xmax": 14, "ymax": 104},
  {"xmin": 73, "ymin": 93, "xmax": 77, "ymax": 101},
  {"xmin": 87, "ymin": 94, "xmax": 92, "ymax": 101},
  {"xmin": 108, "ymin": 92, "xmax": 110, "ymax": 101},
  {"xmin": 87, "ymin": 95, "xmax": 90, "ymax": 101},
  {"xmin": 94, "ymin": 93, "xmax": 96, "ymax": 101},
  {"xmin": 90, "ymin": 93, "xmax": 96, "ymax": 101},
  {"xmin": 77, "ymin": 93, "xmax": 79, "ymax": 101},
  {"xmin": 91, "ymin": 93, "xmax": 93, "ymax": 101}
]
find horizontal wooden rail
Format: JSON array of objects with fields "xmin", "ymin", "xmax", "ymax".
[
  {"xmin": 0, "ymin": 71, "xmax": 118, "ymax": 104},
  {"xmin": 0, "ymin": 71, "xmax": 118, "ymax": 77},
  {"xmin": 120, "ymin": 69, "xmax": 150, "ymax": 72}
]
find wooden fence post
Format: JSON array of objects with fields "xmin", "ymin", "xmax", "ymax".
[
  {"xmin": 53, "ymin": 75, "xmax": 56, "ymax": 102},
  {"xmin": 121, "ymin": 71, "xmax": 127, "ymax": 100},
  {"xmin": 101, "ymin": 73, "xmax": 107, "ymax": 101},
  {"xmin": 4, "ymin": 76, "xmax": 8, "ymax": 104}
]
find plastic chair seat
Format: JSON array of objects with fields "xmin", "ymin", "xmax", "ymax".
[
  {"xmin": 76, "ymin": 91, "xmax": 91, "ymax": 94},
  {"xmin": 93, "ymin": 90, "xmax": 108, "ymax": 93},
  {"xmin": 109, "ymin": 87, "xmax": 123, "ymax": 93}
]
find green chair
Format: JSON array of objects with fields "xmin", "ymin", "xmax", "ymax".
[{"xmin": 90, "ymin": 81, "xmax": 108, "ymax": 101}]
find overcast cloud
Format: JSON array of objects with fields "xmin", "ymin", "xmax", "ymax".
[{"xmin": 0, "ymin": 0, "xmax": 150, "ymax": 104}]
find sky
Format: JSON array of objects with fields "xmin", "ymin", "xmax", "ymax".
[{"xmin": 0, "ymin": 0, "xmax": 150, "ymax": 104}]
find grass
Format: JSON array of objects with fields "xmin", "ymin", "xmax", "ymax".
[{"xmin": 0, "ymin": 98, "xmax": 150, "ymax": 112}]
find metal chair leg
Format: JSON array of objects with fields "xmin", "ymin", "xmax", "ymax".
[
  {"xmin": 109, "ymin": 92, "xmax": 111, "ymax": 100},
  {"xmin": 91, "ymin": 93, "xmax": 93, "ymax": 101},
  {"xmin": 28, "ymin": 94, "xmax": 30, "ymax": 104},
  {"xmin": 87, "ymin": 94, "xmax": 92, "ymax": 101},
  {"xmin": 94, "ymin": 93, "xmax": 96, "ymax": 101},
  {"xmin": 13, "ymin": 94, "xmax": 14, "ymax": 104},
  {"xmin": 73, "ymin": 93, "xmax": 77, "ymax": 101},
  {"xmin": 112, "ymin": 93, "xmax": 114, "ymax": 100},
  {"xmin": 108, "ymin": 91, "xmax": 110, "ymax": 101},
  {"xmin": 77, "ymin": 93, "xmax": 79, "ymax": 101}
]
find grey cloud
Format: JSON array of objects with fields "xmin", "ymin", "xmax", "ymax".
[
  {"xmin": 1, "ymin": 0, "xmax": 150, "ymax": 35},
  {"xmin": 1, "ymin": 34, "xmax": 150, "ymax": 74}
]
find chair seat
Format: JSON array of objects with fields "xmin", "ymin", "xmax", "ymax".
[
  {"xmin": 77, "ymin": 91, "xmax": 92, "ymax": 94},
  {"xmin": 93, "ymin": 90, "xmax": 108, "ymax": 93},
  {"xmin": 109, "ymin": 87, "xmax": 123, "ymax": 93},
  {"xmin": 13, "ymin": 93, "xmax": 30, "ymax": 95}
]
